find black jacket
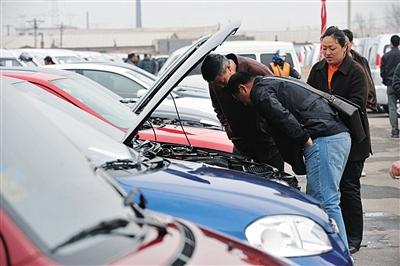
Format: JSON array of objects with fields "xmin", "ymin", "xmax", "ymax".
[
  {"xmin": 380, "ymin": 47, "xmax": 400, "ymax": 86},
  {"xmin": 307, "ymin": 54, "xmax": 371, "ymax": 161},
  {"xmin": 251, "ymin": 77, "xmax": 348, "ymax": 174},
  {"xmin": 392, "ymin": 63, "xmax": 400, "ymax": 98}
]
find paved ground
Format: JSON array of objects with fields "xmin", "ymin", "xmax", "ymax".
[{"xmin": 290, "ymin": 112, "xmax": 400, "ymax": 266}]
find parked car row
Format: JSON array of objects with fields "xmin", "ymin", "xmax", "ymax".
[
  {"xmin": 353, "ymin": 33, "xmax": 400, "ymax": 114},
  {"xmin": 1, "ymin": 22, "xmax": 352, "ymax": 265}
]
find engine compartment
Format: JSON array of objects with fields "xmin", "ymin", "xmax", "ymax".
[{"xmin": 133, "ymin": 140, "xmax": 299, "ymax": 189}]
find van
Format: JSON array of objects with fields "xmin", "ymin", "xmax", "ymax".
[
  {"xmin": 356, "ymin": 33, "xmax": 400, "ymax": 112},
  {"xmin": 160, "ymin": 40, "xmax": 300, "ymax": 89}
]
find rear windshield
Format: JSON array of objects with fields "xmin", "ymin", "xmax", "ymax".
[
  {"xmin": 50, "ymin": 77, "xmax": 136, "ymax": 129},
  {"xmin": 260, "ymin": 53, "xmax": 294, "ymax": 67}
]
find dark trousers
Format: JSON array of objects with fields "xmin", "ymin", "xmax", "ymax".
[{"xmin": 340, "ymin": 159, "xmax": 365, "ymax": 248}]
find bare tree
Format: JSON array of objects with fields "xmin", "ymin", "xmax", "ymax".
[
  {"xmin": 385, "ymin": 3, "xmax": 400, "ymax": 32},
  {"xmin": 354, "ymin": 13, "xmax": 367, "ymax": 37}
]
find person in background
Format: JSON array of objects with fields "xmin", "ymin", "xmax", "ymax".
[
  {"xmin": 44, "ymin": 56, "xmax": 55, "ymax": 65},
  {"xmin": 125, "ymin": 52, "xmax": 140, "ymax": 66},
  {"xmin": 267, "ymin": 49, "xmax": 301, "ymax": 79},
  {"xmin": 343, "ymin": 29, "xmax": 377, "ymax": 111},
  {"xmin": 389, "ymin": 160, "xmax": 400, "ymax": 179},
  {"xmin": 138, "ymin": 53, "xmax": 158, "ymax": 74},
  {"xmin": 201, "ymin": 54, "xmax": 284, "ymax": 171},
  {"xmin": 227, "ymin": 72, "xmax": 351, "ymax": 248},
  {"xmin": 307, "ymin": 26, "xmax": 371, "ymax": 254},
  {"xmin": 380, "ymin": 35, "xmax": 400, "ymax": 138}
]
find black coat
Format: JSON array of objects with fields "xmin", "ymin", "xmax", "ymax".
[
  {"xmin": 307, "ymin": 54, "xmax": 371, "ymax": 161},
  {"xmin": 392, "ymin": 63, "xmax": 400, "ymax": 98},
  {"xmin": 380, "ymin": 47, "xmax": 400, "ymax": 86},
  {"xmin": 251, "ymin": 77, "xmax": 348, "ymax": 174}
]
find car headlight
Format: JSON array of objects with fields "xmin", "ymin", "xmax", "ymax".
[{"xmin": 245, "ymin": 215, "xmax": 332, "ymax": 257}]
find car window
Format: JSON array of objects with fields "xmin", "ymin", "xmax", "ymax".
[
  {"xmin": 383, "ymin": 44, "xmax": 391, "ymax": 54},
  {"xmin": 260, "ymin": 53, "xmax": 294, "ymax": 67},
  {"xmin": 50, "ymin": 77, "xmax": 136, "ymax": 129},
  {"xmin": 80, "ymin": 69, "xmax": 146, "ymax": 99},
  {"xmin": 238, "ymin": 53, "xmax": 256, "ymax": 60},
  {"xmin": 0, "ymin": 58, "xmax": 22, "ymax": 66}
]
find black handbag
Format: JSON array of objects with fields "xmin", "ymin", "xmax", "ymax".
[{"xmin": 263, "ymin": 77, "xmax": 367, "ymax": 143}]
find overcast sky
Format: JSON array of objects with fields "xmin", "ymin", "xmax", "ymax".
[{"xmin": 1, "ymin": 0, "xmax": 397, "ymax": 33}]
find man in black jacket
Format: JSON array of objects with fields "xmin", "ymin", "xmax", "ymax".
[
  {"xmin": 201, "ymin": 54, "xmax": 284, "ymax": 171},
  {"xmin": 228, "ymin": 72, "xmax": 351, "ymax": 247},
  {"xmin": 381, "ymin": 35, "xmax": 400, "ymax": 138}
]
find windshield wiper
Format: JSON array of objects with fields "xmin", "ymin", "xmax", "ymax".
[
  {"xmin": 101, "ymin": 159, "xmax": 142, "ymax": 171},
  {"xmin": 50, "ymin": 218, "xmax": 134, "ymax": 253},
  {"xmin": 142, "ymin": 157, "xmax": 169, "ymax": 170}
]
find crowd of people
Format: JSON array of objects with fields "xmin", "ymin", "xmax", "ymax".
[
  {"xmin": 125, "ymin": 52, "xmax": 159, "ymax": 74},
  {"xmin": 200, "ymin": 28, "xmax": 400, "ymax": 255}
]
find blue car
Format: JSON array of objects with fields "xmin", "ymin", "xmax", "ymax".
[{"xmin": 6, "ymin": 22, "xmax": 352, "ymax": 265}]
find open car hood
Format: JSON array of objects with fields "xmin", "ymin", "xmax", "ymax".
[{"xmin": 123, "ymin": 21, "xmax": 240, "ymax": 145}]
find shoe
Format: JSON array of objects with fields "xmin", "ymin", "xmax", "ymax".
[
  {"xmin": 391, "ymin": 134, "xmax": 399, "ymax": 138},
  {"xmin": 349, "ymin": 245, "xmax": 360, "ymax": 254},
  {"xmin": 361, "ymin": 171, "xmax": 366, "ymax": 177}
]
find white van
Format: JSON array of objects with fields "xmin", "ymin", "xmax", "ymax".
[
  {"xmin": 356, "ymin": 33, "xmax": 400, "ymax": 112},
  {"xmin": 160, "ymin": 40, "xmax": 301, "ymax": 90}
]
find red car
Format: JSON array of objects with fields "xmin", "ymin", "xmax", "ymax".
[{"xmin": 1, "ymin": 71, "xmax": 233, "ymax": 153}]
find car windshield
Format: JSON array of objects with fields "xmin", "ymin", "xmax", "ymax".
[
  {"xmin": 1, "ymin": 81, "xmax": 142, "ymax": 254},
  {"xmin": 50, "ymin": 78, "xmax": 136, "ymax": 129},
  {"xmin": 127, "ymin": 70, "xmax": 156, "ymax": 85}
]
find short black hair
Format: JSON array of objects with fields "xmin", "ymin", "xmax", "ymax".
[
  {"xmin": 227, "ymin": 72, "xmax": 254, "ymax": 95},
  {"xmin": 127, "ymin": 52, "xmax": 136, "ymax": 59},
  {"xmin": 343, "ymin": 29, "xmax": 353, "ymax": 43},
  {"xmin": 391, "ymin": 35, "xmax": 400, "ymax": 47},
  {"xmin": 321, "ymin": 26, "xmax": 347, "ymax": 48},
  {"xmin": 44, "ymin": 56, "xmax": 54, "ymax": 63},
  {"xmin": 201, "ymin": 54, "xmax": 229, "ymax": 82}
]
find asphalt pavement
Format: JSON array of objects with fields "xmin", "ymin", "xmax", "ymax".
[{"xmin": 292, "ymin": 112, "xmax": 400, "ymax": 266}]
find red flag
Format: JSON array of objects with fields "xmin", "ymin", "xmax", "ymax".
[
  {"xmin": 320, "ymin": 0, "xmax": 327, "ymax": 60},
  {"xmin": 321, "ymin": 0, "xmax": 327, "ymax": 35}
]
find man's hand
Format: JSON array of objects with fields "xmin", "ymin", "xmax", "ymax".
[
  {"xmin": 304, "ymin": 137, "xmax": 313, "ymax": 148},
  {"xmin": 389, "ymin": 161, "xmax": 400, "ymax": 179}
]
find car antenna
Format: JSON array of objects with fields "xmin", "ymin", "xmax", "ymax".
[{"xmin": 169, "ymin": 92, "xmax": 192, "ymax": 148}]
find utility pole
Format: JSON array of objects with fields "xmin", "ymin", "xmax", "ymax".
[
  {"xmin": 86, "ymin": 11, "xmax": 89, "ymax": 29},
  {"xmin": 347, "ymin": 0, "xmax": 351, "ymax": 29},
  {"xmin": 136, "ymin": 0, "xmax": 142, "ymax": 28},
  {"xmin": 38, "ymin": 32, "xmax": 44, "ymax": 48},
  {"xmin": 59, "ymin": 22, "xmax": 64, "ymax": 48},
  {"xmin": 27, "ymin": 18, "xmax": 44, "ymax": 48}
]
